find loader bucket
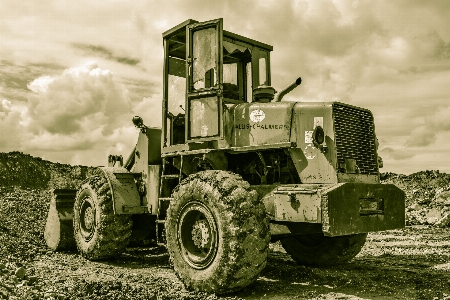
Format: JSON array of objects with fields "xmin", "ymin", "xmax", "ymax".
[{"xmin": 44, "ymin": 189, "xmax": 77, "ymax": 251}]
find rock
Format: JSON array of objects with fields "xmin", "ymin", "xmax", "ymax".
[
  {"xmin": 436, "ymin": 191, "xmax": 450, "ymax": 205},
  {"xmin": 435, "ymin": 213, "xmax": 450, "ymax": 228},
  {"xmin": 28, "ymin": 275, "xmax": 38, "ymax": 284},
  {"xmin": 14, "ymin": 267, "xmax": 26, "ymax": 280},
  {"xmin": 410, "ymin": 203, "xmax": 422, "ymax": 211},
  {"xmin": 426, "ymin": 208, "xmax": 443, "ymax": 225},
  {"xmin": 16, "ymin": 280, "xmax": 27, "ymax": 288},
  {"xmin": 0, "ymin": 289, "xmax": 10, "ymax": 299}
]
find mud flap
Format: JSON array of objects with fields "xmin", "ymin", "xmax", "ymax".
[
  {"xmin": 322, "ymin": 183, "xmax": 405, "ymax": 236},
  {"xmin": 44, "ymin": 189, "xmax": 77, "ymax": 251}
]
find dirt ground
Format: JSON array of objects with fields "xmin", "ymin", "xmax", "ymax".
[
  {"xmin": 2, "ymin": 226, "xmax": 448, "ymax": 300},
  {"xmin": 1, "ymin": 153, "xmax": 450, "ymax": 299}
]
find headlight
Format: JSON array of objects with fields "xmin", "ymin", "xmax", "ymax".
[
  {"xmin": 312, "ymin": 126, "xmax": 327, "ymax": 153},
  {"xmin": 313, "ymin": 126, "xmax": 324, "ymax": 145}
]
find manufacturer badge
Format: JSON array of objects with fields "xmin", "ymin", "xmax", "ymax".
[
  {"xmin": 249, "ymin": 109, "xmax": 265, "ymax": 123},
  {"xmin": 304, "ymin": 144, "xmax": 316, "ymax": 160}
]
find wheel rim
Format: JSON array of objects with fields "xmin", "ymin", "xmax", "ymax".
[
  {"xmin": 78, "ymin": 196, "xmax": 96, "ymax": 242},
  {"xmin": 177, "ymin": 201, "xmax": 218, "ymax": 269}
]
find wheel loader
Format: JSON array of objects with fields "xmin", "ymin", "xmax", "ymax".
[{"xmin": 44, "ymin": 18, "xmax": 405, "ymax": 294}]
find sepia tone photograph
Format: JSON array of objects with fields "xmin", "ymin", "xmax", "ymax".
[{"xmin": 1, "ymin": 1, "xmax": 450, "ymax": 299}]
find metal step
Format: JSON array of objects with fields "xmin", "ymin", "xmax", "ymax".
[
  {"xmin": 155, "ymin": 219, "xmax": 166, "ymax": 224},
  {"xmin": 158, "ymin": 197, "xmax": 173, "ymax": 202},
  {"xmin": 162, "ymin": 174, "xmax": 181, "ymax": 179}
]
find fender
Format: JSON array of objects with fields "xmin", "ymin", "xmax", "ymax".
[{"xmin": 99, "ymin": 167, "xmax": 147, "ymax": 214}]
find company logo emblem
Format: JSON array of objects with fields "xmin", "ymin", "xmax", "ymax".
[
  {"xmin": 249, "ymin": 109, "xmax": 265, "ymax": 123},
  {"xmin": 304, "ymin": 144, "xmax": 316, "ymax": 160}
]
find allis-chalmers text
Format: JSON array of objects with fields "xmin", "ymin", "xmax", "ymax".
[{"xmin": 235, "ymin": 124, "xmax": 290, "ymax": 130}]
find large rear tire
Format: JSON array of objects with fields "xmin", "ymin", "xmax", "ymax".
[
  {"xmin": 73, "ymin": 170, "xmax": 132, "ymax": 260},
  {"xmin": 281, "ymin": 233, "xmax": 367, "ymax": 266},
  {"xmin": 166, "ymin": 170, "xmax": 270, "ymax": 294}
]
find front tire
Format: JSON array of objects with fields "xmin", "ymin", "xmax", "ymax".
[
  {"xmin": 166, "ymin": 171, "xmax": 270, "ymax": 294},
  {"xmin": 281, "ymin": 233, "xmax": 367, "ymax": 266},
  {"xmin": 73, "ymin": 169, "xmax": 132, "ymax": 260}
]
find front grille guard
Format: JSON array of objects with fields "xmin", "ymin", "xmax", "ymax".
[{"xmin": 333, "ymin": 103, "xmax": 378, "ymax": 175}]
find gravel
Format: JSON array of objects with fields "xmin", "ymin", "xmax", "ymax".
[{"xmin": 1, "ymin": 151, "xmax": 450, "ymax": 299}]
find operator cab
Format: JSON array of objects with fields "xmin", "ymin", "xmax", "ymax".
[{"xmin": 162, "ymin": 18, "xmax": 273, "ymax": 149}]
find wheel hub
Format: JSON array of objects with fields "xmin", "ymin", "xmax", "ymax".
[
  {"xmin": 83, "ymin": 207, "xmax": 95, "ymax": 230},
  {"xmin": 191, "ymin": 220, "xmax": 210, "ymax": 249}
]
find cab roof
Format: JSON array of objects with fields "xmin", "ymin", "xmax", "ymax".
[{"xmin": 162, "ymin": 19, "xmax": 273, "ymax": 52}]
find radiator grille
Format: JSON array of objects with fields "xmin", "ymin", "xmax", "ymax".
[{"xmin": 333, "ymin": 103, "xmax": 378, "ymax": 175}]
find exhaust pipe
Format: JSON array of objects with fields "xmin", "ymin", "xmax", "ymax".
[{"xmin": 273, "ymin": 77, "xmax": 302, "ymax": 102}]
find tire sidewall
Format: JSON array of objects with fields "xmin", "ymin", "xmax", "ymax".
[
  {"xmin": 166, "ymin": 171, "xmax": 270, "ymax": 293},
  {"xmin": 167, "ymin": 177, "xmax": 230, "ymax": 286},
  {"xmin": 73, "ymin": 183, "xmax": 103, "ymax": 257},
  {"xmin": 281, "ymin": 233, "xmax": 367, "ymax": 266}
]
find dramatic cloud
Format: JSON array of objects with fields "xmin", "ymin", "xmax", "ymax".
[
  {"xmin": 379, "ymin": 147, "xmax": 415, "ymax": 161},
  {"xmin": 132, "ymin": 95, "xmax": 162, "ymax": 128},
  {"xmin": 72, "ymin": 44, "xmax": 140, "ymax": 66},
  {"xmin": 406, "ymin": 106, "xmax": 450, "ymax": 147},
  {"xmin": 0, "ymin": 63, "xmax": 163, "ymax": 166},
  {"xmin": 0, "ymin": 0, "xmax": 449, "ymax": 173},
  {"xmin": 27, "ymin": 64, "xmax": 131, "ymax": 136},
  {"xmin": 0, "ymin": 99, "xmax": 29, "ymax": 151}
]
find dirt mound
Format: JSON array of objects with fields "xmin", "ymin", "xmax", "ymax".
[
  {"xmin": 0, "ymin": 151, "xmax": 97, "ymax": 189},
  {"xmin": 381, "ymin": 171, "xmax": 450, "ymax": 226},
  {"xmin": 0, "ymin": 152, "xmax": 98, "ymax": 265}
]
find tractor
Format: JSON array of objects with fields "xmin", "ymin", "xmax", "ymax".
[{"xmin": 44, "ymin": 18, "xmax": 405, "ymax": 294}]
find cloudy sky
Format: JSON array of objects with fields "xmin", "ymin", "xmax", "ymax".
[{"xmin": 1, "ymin": 0, "xmax": 449, "ymax": 175}]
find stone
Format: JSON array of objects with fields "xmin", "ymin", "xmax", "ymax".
[
  {"xmin": 436, "ymin": 191, "xmax": 450, "ymax": 205},
  {"xmin": 410, "ymin": 203, "xmax": 422, "ymax": 211},
  {"xmin": 14, "ymin": 267, "xmax": 26, "ymax": 280},
  {"xmin": 28, "ymin": 275, "xmax": 38, "ymax": 282},
  {"xmin": 0, "ymin": 289, "xmax": 10, "ymax": 299},
  {"xmin": 435, "ymin": 213, "xmax": 450, "ymax": 228},
  {"xmin": 425, "ymin": 208, "xmax": 443, "ymax": 225}
]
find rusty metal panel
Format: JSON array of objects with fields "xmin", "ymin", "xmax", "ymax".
[
  {"xmin": 132, "ymin": 128, "xmax": 161, "ymax": 166},
  {"xmin": 290, "ymin": 102, "xmax": 337, "ymax": 184},
  {"xmin": 273, "ymin": 193, "xmax": 321, "ymax": 222},
  {"xmin": 337, "ymin": 173, "xmax": 379, "ymax": 183},
  {"xmin": 321, "ymin": 183, "xmax": 405, "ymax": 236},
  {"xmin": 129, "ymin": 129, "xmax": 162, "ymax": 212},
  {"xmin": 262, "ymin": 184, "xmax": 335, "ymax": 222},
  {"xmin": 131, "ymin": 131, "xmax": 149, "ymax": 209},
  {"xmin": 232, "ymin": 102, "xmax": 295, "ymax": 147},
  {"xmin": 147, "ymin": 165, "xmax": 161, "ymax": 215},
  {"xmin": 133, "ymin": 131, "xmax": 149, "ymax": 173},
  {"xmin": 146, "ymin": 127, "xmax": 162, "ymax": 165},
  {"xmin": 100, "ymin": 167, "xmax": 143, "ymax": 215}
]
